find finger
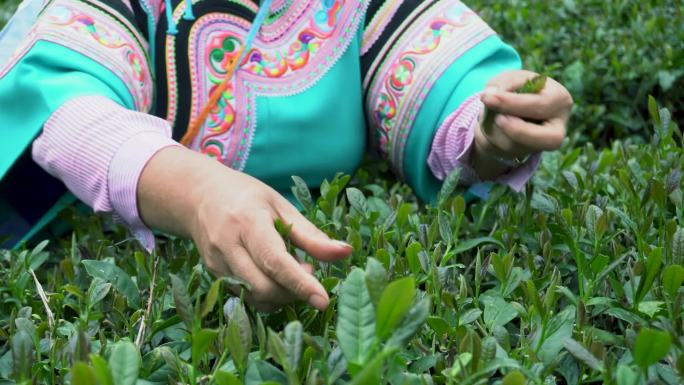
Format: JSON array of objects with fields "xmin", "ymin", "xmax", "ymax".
[
  {"xmin": 242, "ymin": 213, "xmax": 331, "ymax": 310},
  {"xmin": 301, "ymin": 262, "xmax": 314, "ymax": 275},
  {"xmin": 274, "ymin": 199, "xmax": 352, "ymax": 262},
  {"xmin": 485, "ymin": 69, "xmax": 539, "ymax": 92},
  {"xmin": 482, "ymin": 80, "xmax": 573, "ymax": 121},
  {"xmin": 495, "ymin": 114, "xmax": 566, "ymax": 151},
  {"xmin": 225, "ymin": 246, "xmax": 297, "ymax": 305}
]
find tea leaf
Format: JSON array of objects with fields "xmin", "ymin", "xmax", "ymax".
[
  {"xmin": 387, "ymin": 296, "xmax": 430, "ymax": 348},
  {"xmin": 245, "ymin": 360, "xmax": 287, "ymax": 385},
  {"xmin": 170, "ymin": 273, "xmax": 194, "ymax": 330},
  {"xmin": 201, "ymin": 278, "xmax": 222, "ymax": 318},
  {"xmin": 283, "ymin": 321, "xmax": 303, "ymax": 372},
  {"xmin": 633, "ymin": 328, "xmax": 671, "ymax": 368},
  {"xmin": 662, "ymin": 264, "xmax": 684, "ymax": 297},
  {"xmin": 634, "ymin": 247, "xmax": 663, "ymax": 305},
  {"xmin": 483, "ymin": 296, "xmax": 518, "ymax": 330},
  {"xmin": 364, "ymin": 257, "xmax": 388, "ymax": 307},
  {"xmin": 376, "ymin": 277, "xmax": 415, "ymax": 340},
  {"xmin": 563, "ymin": 338, "xmax": 604, "ymax": 372},
  {"xmin": 502, "ymin": 370, "xmax": 526, "ymax": 385},
  {"xmin": 71, "ymin": 362, "xmax": 98, "ymax": 385},
  {"xmin": 291, "ymin": 175, "xmax": 314, "ymax": 212},
  {"xmin": 108, "ymin": 341, "xmax": 140, "ymax": 385},
  {"xmin": 337, "ymin": 268, "xmax": 376, "ymax": 365},
  {"xmin": 192, "ymin": 328, "xmax": 218, "ymax": 365},
  {"xmin": 82, "ymin": 260, "xmax": 141, "ymax": 307}
]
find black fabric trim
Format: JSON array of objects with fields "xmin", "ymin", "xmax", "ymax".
[
  {"xmin": 0, "ymin": 148, "xmax": 67, "ymax": 234},
  {"xmin": 361, "ymin": 0, "xmax": 437, "ymax": 83},
  {"xmin": 152, "ymin": 0, "xmax": 256, "ymax": 140},
  {"xmin": 129, "ymin": 0, "xmax": 150, "ymax": 41}
]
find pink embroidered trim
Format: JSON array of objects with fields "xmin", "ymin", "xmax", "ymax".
[
  {"xmin": 1, "ymin": 0, "xmax": 154, "ymax": 112},
  {"xmin": 365, "ymin": 0, "xmax": 494, "ymax": 179},
  {"xmin": 361, "ymin": 0, "xmax": 404, "ymax": 55},
  {"xmin": 165, "ymin": 0, "xmax": 369, "ymax": 170}
]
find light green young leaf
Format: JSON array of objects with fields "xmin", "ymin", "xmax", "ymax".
[
  {"xmin": 89, "ymin": 354, "xmax": 113, "ymax": 385},
  {"xmin": 283, "ymin": 321, "xmax": 303, "ymax": 372},
  {"xmin": 268, "ymin": 329, "xmax": 287, "ymax": 369},
  {"xmin": 348, "ymin": 348, "xmax": 394, "ymax": 385},
  {"xmin": 482, "ymin": 296, "xmax": 518, "ymax": 330},
  {"xmin": 616, "ymin": 364, "xmax": 638, "ymax": 385},
  {"xmin": 634, "ymin": 247, "xmax": 663, "ymax": 305},
  {"xmin": 662, "ymin": 264, "xmax": 684, "ymax": 297},
  {"xmin": 214, "ymin": 370, "xmax": 243, "ymax": 385},
  {"xmin": 501, "ymin": 370, "xmax": 526, "ymax": 385},
  {"xmin": 337, "ymin": 268, "xmax": 376, "ymax": 366},
  {"xmin": 108, "ymin": 341, "xmax": 140, "ymax": 385},
  {"xmin": 633, "ymin": 328, "xmax": 671, "ymax": 368},
  {"xmin": 87, "ymin": 278, "xmax": 111, "ymax": 309},
  {"xmin": 364, "ymin": 258, "xmax": 388, "ymax": 308},
  {"xmin": 346, "ymin": 187, "xmax": 368, "ymax": 215},
  {"xmin": 201, "ymin": 278, "xmax": 222, "ymax": 318},
  {"xmin": 376, "ymin": 277, "xmax": 415, "ymax": 340},
  {"xmin": 438, "ymin": 168, "xmax": 461, "ymax": 207},
  {"xmin": 637, "ymin": 301, "xmax": 664, "ymax": 318},
  {"xmin": 82, "ymin": 260, "xmax": 141, "ymax": 307},
  {"xmin": 71, "ymin": 362, "xmax": 98, "ymax": 385},
  {"xmin": 192, "ymin": 328, "xmax": 218, "ymax": 365},
  {"xmin": 291, "ymin": 175, "xmax": 314, "ymax": 212}
]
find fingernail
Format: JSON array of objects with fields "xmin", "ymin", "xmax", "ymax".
[
  {"xmin": 483, "ymin": 86, "xmax": 499, "ymax": 99},
  {"xmin": 333, "ymin": 240, "xmax": 352, "ymax": 249},
  {"xmin": 309, "ymin": 294, "xmax": 328, "ymax": 310},
  {"xmin": 495, "ymin": 114, "xmax": 509, "ymax": 126}
]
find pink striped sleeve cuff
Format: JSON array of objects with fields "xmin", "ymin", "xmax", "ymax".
[
  {"xmin": 427, "ymin": 94, "xmax": 540, "ymax": 192},
  {"xmin": 31, "ymin": 96, "xmax": 181, "ymax": 250}
]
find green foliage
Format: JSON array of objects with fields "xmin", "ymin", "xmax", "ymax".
[
  {"xmin": 469, "ymin": 0, "xmax": 684, "ymax": 143},
  {"xmin": 1, "ymin": 97, "xmax": 681, "ymax": 383}
]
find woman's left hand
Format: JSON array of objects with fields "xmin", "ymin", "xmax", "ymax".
[{"xmin": 474, "ymin": 70, "xmax": 573, "ymax": 173}]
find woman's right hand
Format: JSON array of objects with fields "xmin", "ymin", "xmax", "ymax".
[{"xmin": 138, "ymin": 146, "xmax": 352, "ymax": 312}]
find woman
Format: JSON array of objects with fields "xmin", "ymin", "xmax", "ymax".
[{"xmin": 0, "ymin": 0, "xmax": 572, "ymax": 311}]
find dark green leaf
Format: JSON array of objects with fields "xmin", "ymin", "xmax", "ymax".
[
  {"xmin": 170, "ymin": 273, "xmax": 194, "ymax": 329},
  {"xmin": 82, "ymin": 260, "xmax": 141, "ymax": 307},
  {"xmin": 244, "ymin": 360, "xmax": 287, "ymax": 385}
]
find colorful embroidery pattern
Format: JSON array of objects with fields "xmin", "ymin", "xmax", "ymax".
[
  {"xmin": 366, "ymin": 0, "xmax": 494, "ymax": 178},
  {"xmin": 0, "ymin": 0, "xmax": 153, "ymax": 112},
  {"xmin": 170, "ymin": 0, "xmax": 367, "ymax": 170}
]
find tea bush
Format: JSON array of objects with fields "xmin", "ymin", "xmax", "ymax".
[
  {"xmin": 1, "ymin": 99, "xmax": 683, "ymax": 384},
  {"xmin": 468, "ymin": 0, "xmax": 684, "ymax": 144}
]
